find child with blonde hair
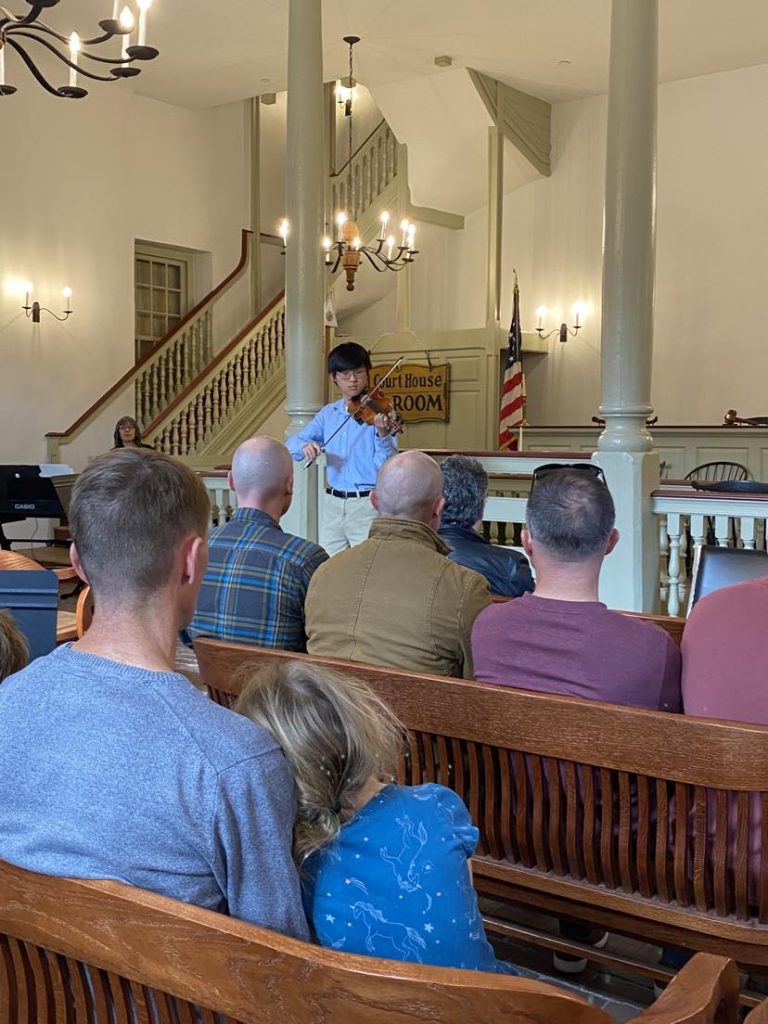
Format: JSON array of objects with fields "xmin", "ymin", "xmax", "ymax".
[{"xmin": 236, "ymin": 660, "xmax": 515, "ymax": 973}]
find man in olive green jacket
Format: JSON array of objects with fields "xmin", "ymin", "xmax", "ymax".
[{"xmin": 305, "ymin": 451, "xmax": 491, "ymax": 678}]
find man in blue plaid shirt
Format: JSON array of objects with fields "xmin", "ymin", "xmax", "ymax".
[{"xmin": 188, "ymin": 437, "xmax": 328, "ymax": 651}]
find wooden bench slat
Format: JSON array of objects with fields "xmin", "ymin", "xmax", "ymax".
[{"xmin": 192, "ymin": 638, "xmax": 768, "ymax": 979}]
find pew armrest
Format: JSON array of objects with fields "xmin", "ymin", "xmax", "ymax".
[{"xmin": 632, "ymin": 953, "xmax": 739, "ymax": 1023}]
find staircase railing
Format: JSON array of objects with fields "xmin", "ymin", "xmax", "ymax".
[
  {"xmin": 330, "ymin": 120, "xmax": 399, "ymax": 224},
  {"xmin": 46, "ymin": 229, "xmax": 253, "ymax": 463},
  {"xmin": 145, "ymin": 292, "xmax": 285, "ymax": 457}
]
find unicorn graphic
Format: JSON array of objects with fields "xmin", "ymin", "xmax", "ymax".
[
  {"xmin": 380, "ymin": 814, "xmax": 427, "ymax": 892},
  {"xmin": 351, "ymin": 902, "xmax": 427, "ymax": 963}
]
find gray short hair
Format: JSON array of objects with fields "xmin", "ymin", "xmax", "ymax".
[
  {"xmin": 70, "ymin": 449, "xmax": 211, "ymax": 597},
  {"xmin": 526, "ymin": 469, "xmax": 615, "ymax": 560},
  {"xmin": 440, "ymin": 455, "xmax": 488, "ymax": 528}
]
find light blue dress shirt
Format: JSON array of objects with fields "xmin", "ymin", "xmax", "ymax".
[{"xmin": 286, "ymin": 399, "xmax": 398, "ymax": 491}]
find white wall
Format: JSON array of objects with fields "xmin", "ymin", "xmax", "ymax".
[
  {"xmin": 408, "ymin": 62, "xmax": 768, "ymax": 426},
  {"xmin": 0, "ymin": 86, "xmax": 250, "ymax": 474}
]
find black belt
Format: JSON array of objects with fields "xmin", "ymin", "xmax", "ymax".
[{"xmin": 326, "ymin": 488, "xmax": 372, "ymax": 499}]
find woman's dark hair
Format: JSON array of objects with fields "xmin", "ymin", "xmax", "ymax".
[
  {"xmin": 113, "ymin": 416, "xmax": 142, "ymax": 448},
  {"xmin": 327, "ymin": 342, "xmax": 372, "ymax": 376}
]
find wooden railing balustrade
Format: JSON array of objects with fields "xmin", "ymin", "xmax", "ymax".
[
  {"xmin": 330, "ymin": 120, "xmax": 399, "ymax": 224},
  {"xmin": 146, "ymin": 293, "xmax": 285, "ymax": 457},
  {"xmin": 46, "ymin": 229, "xmax": 254, "ymax": 464}
]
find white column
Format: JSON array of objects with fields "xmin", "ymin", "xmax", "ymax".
[
  {"xmin": 486, "ymin": 126, "xmax": 503, "ymax": 328},
  {"xmin": 598, "ymin": 0, "xmax": 657, "ymax": 453},
  {"xmin": 248, "ymin": 97, "xmax": 262, "ymax": 316},
  {"xmin": 595, "ymin": 0, "xmax": 660, "ymax": 612},
  {"xmin": 284, "ymin": 0, "xmax": 325, "ymax": 434}
]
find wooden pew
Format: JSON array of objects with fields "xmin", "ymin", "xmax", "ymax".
[
  {"xmin": 194, "ymin": 637, "xmax": 768, "ymax": 1004},
  {"xmin": 0, "ymin": 856, "xmax": 750, "ymax": 1024}
]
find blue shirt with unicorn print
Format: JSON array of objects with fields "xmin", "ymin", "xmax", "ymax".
[{"xmin": 301, "ymin": 783, "xmax": 514, "ymax": 972}]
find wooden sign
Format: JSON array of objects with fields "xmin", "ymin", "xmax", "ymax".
[{"xmin": 370, "ymin": 363, "xmax": 450, "ymax": 423}]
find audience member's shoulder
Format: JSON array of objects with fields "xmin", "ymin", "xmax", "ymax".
[
  {"xmin": 690, "ymin": 574, "xmax": 768, "ymax": 621},
  {"xmin": 607, "ymin": 608, "xmax": 677, "ymax": 647},
  {"xmin": 164, "ymin": 682, "xmax": 282, "ymax": 768}
]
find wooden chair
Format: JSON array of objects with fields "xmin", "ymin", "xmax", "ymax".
[
  {"xmin": 0, "ymin": 857, "xmax": 748, "ymax": 1023},
  {"xmin": 684, "ymin": 462, "xmax": 751, "ymax": 483},
  {"xmin": 193, "ymin": 639, "xmax": 768, "ymax": 1007}
]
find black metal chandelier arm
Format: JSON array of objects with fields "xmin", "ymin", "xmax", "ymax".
[
  {"xmin": 5, "ymin": 37, "xmax": 61, "ymax": 95},
  {"xmin": 10, "ymin": 30, "xmax": 121, "ymax": 80},
  {"xmin": 361, "ymin": 249, "xmax": 409, "ymax": 273},
  {"xmin": 11, "ymin": 20, "xmax": 113, "ymax": 49}
]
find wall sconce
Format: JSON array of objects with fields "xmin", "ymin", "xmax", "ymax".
[
  {"xmin": 21, "ymin": 284, "xmax": 74, "ymax": 323},
  {"xmin": 278, "ymin": 218, "xmax": 289, "ymax": 255},
  {"xmin": 536, "ymin": 302, "xmax": 586, "ymax": 343}
]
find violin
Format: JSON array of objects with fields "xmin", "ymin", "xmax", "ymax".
[{"xmin": 347, "ymin": 384, "xmax": 403, "ymax": 436}]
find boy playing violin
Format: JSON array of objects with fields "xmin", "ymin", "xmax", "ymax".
[{"xmin": 286, "ymin": 342, "xmax": 398, "ymax": 555}]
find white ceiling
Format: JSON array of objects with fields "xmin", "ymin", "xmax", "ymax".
[{"xmin": 34, "ymin": 0, "xmax": 768, "ymax": 110}]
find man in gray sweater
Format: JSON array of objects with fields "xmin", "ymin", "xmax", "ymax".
[{"xmin": 0, "ymin": 449, "xmax": 308, "ymax": 940}]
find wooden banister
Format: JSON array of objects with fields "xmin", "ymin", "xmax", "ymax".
[
  {"xmin": 46, "ymin": 228, "xmax": 253, "ymax": 443},
  {"xmin": 144, "ymin": 290, "xmax": 284, "ymax": 435}
]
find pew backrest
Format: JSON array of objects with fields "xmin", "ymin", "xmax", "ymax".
[
  {"xmin": 1, "ymin": 856, "xmax": 735, "ymax": 1024},
  {"xmin": 194, "ymin": 638, "xmax": 768, "ymax": 944}
]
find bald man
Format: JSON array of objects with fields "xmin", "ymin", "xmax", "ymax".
[
  {"xmin": 188, "ymin": 436, "xmax": 328, "ymax": 651},
  {"xmin": 305, "ymin": 451, "xmax": 491, "ymax": 677}
]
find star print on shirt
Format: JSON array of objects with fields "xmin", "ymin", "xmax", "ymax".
[
  {"xmin": 424, "ymin": 923, "xmax": 434, "ymax": 933},
  {"xmin": 325, "ymin": 914, "xmax": 335, "ymax": 923}
]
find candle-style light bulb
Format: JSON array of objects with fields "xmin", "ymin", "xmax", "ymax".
[
  {"xmin": 136, "ymin": 0, "xmax": 152, "ymax": 47},
  {"xmin": 119, "ymin": 6, "xmax": 134, "ymax": 59},
  {"xmin": 400, "ymin": 218, "xmax": 409, "ymax": 248},
  {"xmin": 536, "ymin": 305, "xmax": 546, "ymax": 330},
  {"xmin": 379, "ymin": 210, "xmax": 389, "ymax": 241},
  {"xmin": 386, "ymin": 235, "xmax": 395, "ymax": 261},
  {"xmin": 336, "ymin": 211, "xmax": 347, "ymax": 242},
  {"xmin": 352, "ymin": 237, "xmax": 361, "ymax": 251},
  {"xmin": 278, "ymin": 218, "xmax": 289, "ymax": 245},
  {"xmin": 572, "ymin": 301, "xmax": 586, "ymax": 328},
  {"xmin": 407, "ymin": 223, "xmax": 416, "ymax": 252},
  {"xmin": 68, "ymin": 32, "xmax": 80, "ymax": 89},
  {"xmin": 62, "ymin": 286, "xmax": 73, "ymax": 313},
  {"xmin": 322, "ymin": 236, "xmax": 333, "ymax": 264}
]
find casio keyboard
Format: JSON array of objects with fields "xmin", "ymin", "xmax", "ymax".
[{"xmin": 0, "ymin": 465, "xmax": 76, "ymax": 549}]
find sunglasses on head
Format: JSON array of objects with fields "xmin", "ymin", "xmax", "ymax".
[{"xmin": 530, "ymin": 462, "xmax": 606, "ymax": 488}]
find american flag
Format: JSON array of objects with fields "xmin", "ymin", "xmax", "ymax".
[{"xmin": 498, "ymin": 274, "xmax": 526, "ymax": 449}]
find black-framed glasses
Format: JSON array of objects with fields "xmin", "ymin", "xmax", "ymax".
[{"xmin": 530, "ymin": 462, "xmax": 606, "ymax": 490}]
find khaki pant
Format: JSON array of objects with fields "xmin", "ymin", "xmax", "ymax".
[{"xmin": 320, "ymin": 494, "xmax": 376, "ymax": 556}]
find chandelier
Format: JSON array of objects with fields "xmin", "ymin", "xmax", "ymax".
[
  {"xmin": 324, "ymin": 36, "xmax": 418, "ymax": 292},
  {"xmin": 0, "ymin": 0, "xmax": 158, "ymax": 99}
]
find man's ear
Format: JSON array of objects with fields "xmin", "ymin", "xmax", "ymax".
[
  {"xmin": 433, "ymin": 494, "xmax": 445, "ymax": 522},
  {"xmin": 69, "ymin": 542, "xmax": 89, "ymax": 584},
  {"xmin": 370, "ymin": 489, "xmax": 379, "ymax": 512},
  {"xmin": 180, "ymin": 534, "xmax": 207, "ymax": 586},
  {"xmin": 285, "ymin": 472, "xmax": 294, "ymax": 497},
  {"xmin": 227, "ymin": 469, "xmax": 235, "ymax": 491},
  {"xmin": 521, "ymin": 527, "xmax": 534, "ymax": 558},
  {"xmin": 605, "ymin": 527, "xmax": 620, "ymax": 555}
]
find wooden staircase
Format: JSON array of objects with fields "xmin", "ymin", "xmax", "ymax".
[{"xmin": 46, "ymin": 121, "xmax": 408, "ymax": 467}]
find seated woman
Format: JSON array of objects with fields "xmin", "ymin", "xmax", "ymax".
[
  {"xmin": 0, "ymin": 609, "xmax": 29, "ymax": 682},
  {"xmin": 236, "ymin": 660, "xmax": 515, "ymax": 973},
  {"xmin": 111, "ymin": 416, "xmax": 154, "ymax": 451}
]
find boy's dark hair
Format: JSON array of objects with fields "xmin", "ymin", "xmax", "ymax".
[
  {"xmin": 70, "ymin": 449, "xmax": 210, "ymax": 598},
  {"xmin": 327, "ymin": 342, "xmax": 371, "ymax": 376}
]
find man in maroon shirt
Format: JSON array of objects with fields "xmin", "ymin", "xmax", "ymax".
[{"xmin": 472, "ymin": 465, "xmax": 681, "ymax": 711}]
